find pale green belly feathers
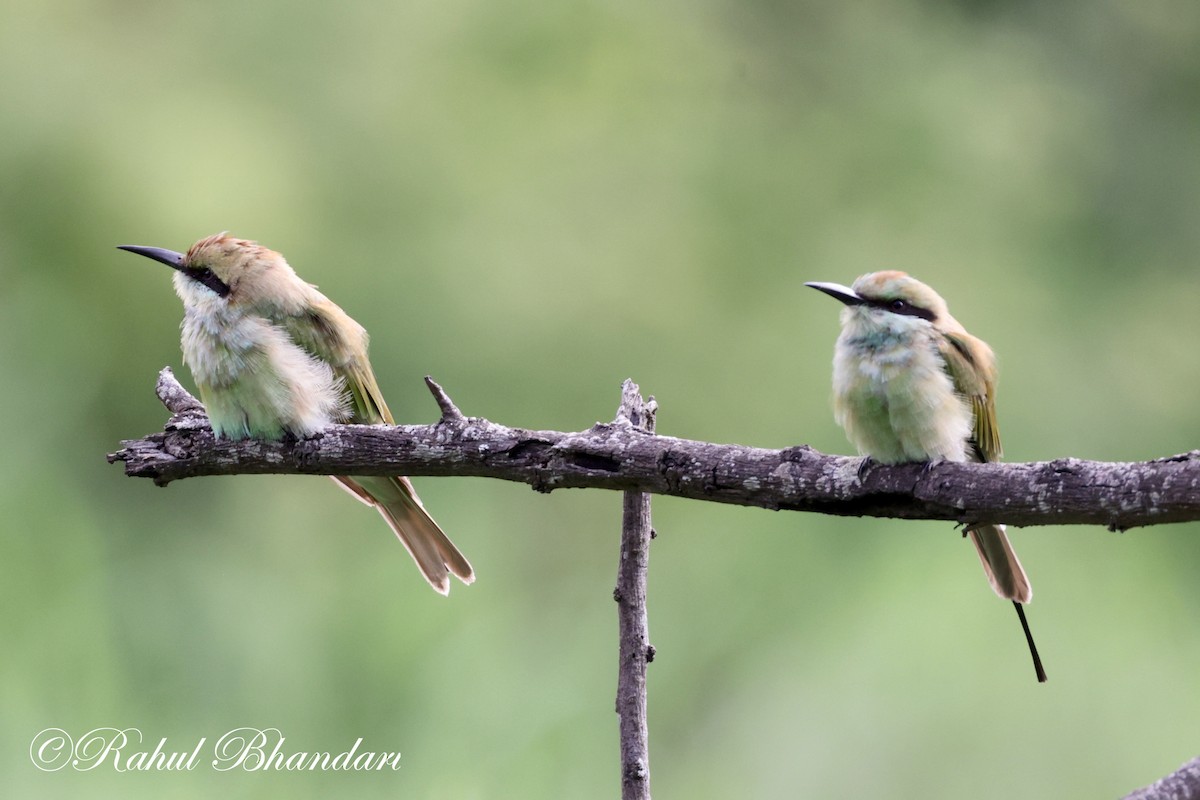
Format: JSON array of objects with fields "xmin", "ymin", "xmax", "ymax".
[
  {"xmin": 832, "ymin": 333, "xmax": 973, "ymax": 464},
  {"xmin": 179, "ymin": 300, "xmax": 346, "ymax": 440}
]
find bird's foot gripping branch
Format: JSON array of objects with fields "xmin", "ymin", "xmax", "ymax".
[
  {"xmin": 110, "ymin": 367, "xmax": 1200, "ymax": 531},
  {"xmin": 108, "ymin": 369, "xmax": 1200, "ymax": 797}
]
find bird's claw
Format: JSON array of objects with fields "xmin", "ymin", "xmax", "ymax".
[
  {"xmin": 958, "ymin": 521, "xmax": 983, "ymax": 537},
  {"xmin": 856, "ymin": 456, "xmax": 874, "ymax": 481}
]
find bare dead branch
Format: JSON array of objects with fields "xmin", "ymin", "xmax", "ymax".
[
  {"xmin": 108, "ymin": 368, "xmax": 1200, "ymax": 531},
  {"xmin": 107, "ymin": 369, "xmax": 1200, "ymax": 796},
  {"xmin": 1122, "ymin": 755, "xmax": 1200, "ymax": 800},
  {"xmin": 615, "ymin": 380, "xmax": 656, "ymax": 800}
]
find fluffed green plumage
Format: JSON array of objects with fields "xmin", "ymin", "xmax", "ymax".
[
  {"xmin": 120, "ymin": 233, "xmax": 474, "ymax": 595},
  {"xmin": 807, "ymin": 270, "xmax": 1045, "ymax": 681}
]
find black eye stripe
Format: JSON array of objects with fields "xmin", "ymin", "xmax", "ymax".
[
  {"xmin": 865, "ymin": 297, "xmax": 936, "ymax": 322},
  {"xmin": 186, "ymin": 267, "xmax": 231, "ymax": 298}
]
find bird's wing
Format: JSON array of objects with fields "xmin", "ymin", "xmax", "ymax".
[
  {"xmin": 263, "ymin": 296, "xmax": 394, "ymax": 425},
  {"xmin": 339, "ymin": 355, "xmax": 394, "ymax": 425},
  {"xmin": 939, "ymin": 330, "xmax": 1002, "ymax": 462}
]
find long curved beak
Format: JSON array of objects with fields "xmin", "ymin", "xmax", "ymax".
[
  {"xmin": 117, "ymin": 244, "xmax": 231, "ymax": 298},
  {"xmin": 117, "ymin": 245, "xmax": 186, "ymax": 271},
  {"xmin": 804, "ymin": 281, "xmax": 865, "ymax": 306}
]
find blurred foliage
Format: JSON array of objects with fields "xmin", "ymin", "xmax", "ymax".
[{"xmin": 2, "ymin": 0, "xmax": 1199, "ymax": 797}]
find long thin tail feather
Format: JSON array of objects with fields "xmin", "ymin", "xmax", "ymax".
[
  {"xmin": 968, "ymin": 523, "xmax": 1045, "ymax": 682},
  {"xmin": 1013, "ymin": 601, "xmax": 1047, "ymax": 683}
]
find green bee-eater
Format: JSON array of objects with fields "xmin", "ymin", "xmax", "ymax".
[
  {"xmin": 806, "ymin": 271, "xmax": 1045, "ymax": 682},
  {"xmin": 119, "ymin": 233, "xmax": 474, "ymax": 595}
]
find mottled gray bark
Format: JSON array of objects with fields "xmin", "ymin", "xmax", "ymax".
[
  {"xmin": 614, "ymin": 381, "xmax": 655, "ymax": 800},
  {"xmin": 109, "ymin": 368, "xmax": 1200, "ymax": 531},
  {"xmin": 107, "ymin": 368, "xmax": 1200, "ymax": 796},
  {"xmin": 1123, "ymin": 756, "xmax": 1200, "ymax": 800}
]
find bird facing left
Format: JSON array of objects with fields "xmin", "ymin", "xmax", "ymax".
[
  {"xmin": 118, "ymin": 233, "xmax": 474, "ymax": 595},
  {"xmin": 806, "ymin": 271, "xmax": 1044, "ymax": 682}
]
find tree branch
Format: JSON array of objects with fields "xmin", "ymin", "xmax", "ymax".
[
  {"xmin": 1122, "ymin": 755, "xmax": 1200, "ymax": 800},
  {"xmin": 107, "ymin": 369, "xmax": 1200, "ymax": 795},
  {"xmin": 614, "ymin": 380, "xmax": 656, "ymax": 800},
  {"xmin": 108, "ymin": 368, "xmax": 1200, "ymax": 531}
]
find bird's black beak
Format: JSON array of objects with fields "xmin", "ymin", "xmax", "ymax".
[
  {"xmin": 117, "ymin": 244, "xmax": 230, "ymax": 298},
  {"xmin": 804, "ymin": 281, "xmax": 865, "ymax": 306},
  {"xmin": 117, "ymin": 244, "xmax": 186, "ymax": 270}
]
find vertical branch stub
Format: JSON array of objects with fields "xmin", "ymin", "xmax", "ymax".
[
  {"xmin": 616, "ymin": 378, "xmax": 658, "ymax": 431},
  {"xmin": 424, "ymin": 375, "xmax": 467, "ymax": 424},
  {"xmin": 155, "ymin": 366, "xmax": 204, "ymax": 415},
  {"xmin": 615, "ymin": 379, "xmax": 655, "ymax": 800}
]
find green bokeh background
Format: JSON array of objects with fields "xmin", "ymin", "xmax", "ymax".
[{"xmin": 4, "ymin": 0, "xmax": 1199, "ymax": 797}]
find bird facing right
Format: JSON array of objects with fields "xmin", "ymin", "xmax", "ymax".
[{"xmin": 806, "ymin": 271, "xmax": 1046, "ymax": 683}]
